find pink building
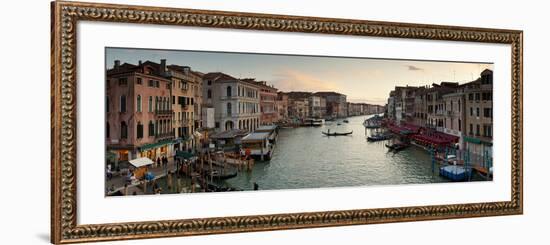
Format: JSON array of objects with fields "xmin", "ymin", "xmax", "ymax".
[
  {"xmin": 106, "ymin": 59, "xmax": 173, "ymax": 165},
  {"xmin": 249, "ymin": 80, "xmax": 278, "ymax": 125}
]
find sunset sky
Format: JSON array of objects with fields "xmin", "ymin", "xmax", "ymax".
[{"xmin": 106, "ymin": 48, "xmax": 493, "ymax": 105}]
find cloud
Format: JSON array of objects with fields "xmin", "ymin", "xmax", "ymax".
[
  {"xmin": 271, "ymin": 69, "xmax": 340, "ymax": 92},
  {"xmin": 406, "ymin": 65, "xmax": 424, "ymax": 71}
]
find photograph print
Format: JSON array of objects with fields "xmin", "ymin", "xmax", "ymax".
[{"xmin": 105, "ymin": 47, "xmax": 494, "ymax": 197}]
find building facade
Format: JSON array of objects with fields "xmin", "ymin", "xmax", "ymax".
[
  {"xmin": 275, "ymin": 92, "xmax": 289, "ymax": 122},
  {"xmin": 463, "ymin": 69, "xmax": 493, "ymax": 157},
  {"xmin": 165, "ymin": 64, "xmax": 203, "ymax": 152},
  {"xmin": 314, "ymin": 92, "xmax": 347, "ymax": 118},
  {"xmin": 252, "ymin": 80, "xmax": 279, "ymax": 125},
  {"xmin": 203, "ymin": 72, "xmax": 261, "ymax": 132},
  {"xmin": 308, "ymin": 95, "xmax": 326, "ymax": 118},
  {"xmin": 106, "ymin": 60, "xmax": 174, "ymax": 165}
]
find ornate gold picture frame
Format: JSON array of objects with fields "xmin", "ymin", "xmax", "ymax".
[{"xmin": 51, "ymin": 0, "xmax": 523, "ymax": 243}]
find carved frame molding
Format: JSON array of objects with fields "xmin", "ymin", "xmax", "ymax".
[{"xmin": 51, "ymin": 1, "xmax": 523, "ymax": 243}]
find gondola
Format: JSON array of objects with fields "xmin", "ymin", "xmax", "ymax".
[
  {"xmin": 322, "ymin": 131, "xmax": 353, "ymax": 136},
  {"xmin": 385, "ymin": 142, "xmax": 409, "ymax": 152},
  {"xmin": 367, "ymin": 134, "xmax": 392, "ymax": 142}
]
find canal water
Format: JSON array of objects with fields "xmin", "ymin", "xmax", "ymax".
[{"xmin": 222, "ymin": 115, "xmax": 451, "ymax": 191}]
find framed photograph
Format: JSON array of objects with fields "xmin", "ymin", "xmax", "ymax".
[{"xmin": 51, "ymin": 1, "xmax": 523, "ymax": 243}]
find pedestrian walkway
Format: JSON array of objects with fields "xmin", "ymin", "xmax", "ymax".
[{"xmin": 106, "ymin": 159, "xmax": 177, "ymax": 195}]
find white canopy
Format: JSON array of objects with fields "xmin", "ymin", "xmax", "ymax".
[{"xmin": 129, "ymin": 157, "xmax": 154, "ymax": 168}]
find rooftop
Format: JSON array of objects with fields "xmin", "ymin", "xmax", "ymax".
[{"xmin": 241, "ymin": 132, "xmax": 271, "ymax": 142}]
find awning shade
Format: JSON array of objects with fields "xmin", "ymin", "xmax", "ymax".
[
  {"xmin": 175, "ymin": 151, "xmax": 196, "ymax": 159},
  {"xmin": 139, "ymin": 140, "xmax": 172, "ymax": 151},
  {"xmin": 129, "ymin": 157, "xmax": 154, "ymax": 168}
]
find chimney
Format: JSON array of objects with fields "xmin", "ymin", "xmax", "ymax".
[
  {"xmin": 114, "ymin": 60, "xmax": 120, "ymax": 69},
  {"xmin": 160, "ymin": 59, "xmax": 166, "ymax": 74},
  {"xmin": 138, "ymin": 60, "xmax": 142, "ymax": 66}
]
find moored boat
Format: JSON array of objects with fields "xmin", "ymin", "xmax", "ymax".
[
  {"xmin": 322, "ymin": 131, "xmax": 353, "ymax": 136},
  {"xmin": 367, "ymin": 133, "xmax": 392, "ymax": 142},
  {"xmin": 241, "ymin": 131, "xmax": 275, "ymax": 161},
  {"xmin": 439, "ymin": 165, "xmax": 471, "ymax": 181}
]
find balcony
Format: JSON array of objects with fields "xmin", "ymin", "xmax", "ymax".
[
  {"xmin": 155, "ymin": 110, "xmax": 172, "ymax": 115},
  {"xmin": 155, "ymin": 132, "xmax": 174, "ymax": 140}
]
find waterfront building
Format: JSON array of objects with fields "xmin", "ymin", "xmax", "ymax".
[
  {"xmin": 425, "ymin": 82, "xmax": 459, "ymax": 130},
  {"xmin": 275, "ymin": 92, "xmax": 289, "ymax": 122},
  {"xmin": 347, "ymin": 102, "xmax": 365, "ymax": 116},
  {"xmin": 314, "ymin": 92, "xmax": 347, "ymax": 118},
  {"xmin": 308, "ymin": 95, "xmax": 326, "ymax": 118},
  {"xmin": 463, "ymin": 69, "xmax": 493, "ymax": 158},
  {"xmin": 248, "ymin": 80, "xmax": 278, "ymax": 125},
  {"xmin": 165, "ymin": 64, "xmax": 203, "ymax": 152},
  {"xmin": 288, "ymin": 97, "xmax": 310, "ymax": 120},
  {"xmin": 413, "ymin": 87, "xmax": 428, "ymax": 127},
  {"xmin": 442, "ymin": 91, "xmax": 466, "ymax": 148},
  {"xmin": 202, "ymin": 72, "xmax": 261, "ymax": 132},
  {"xmin": 387, "ymin": 90, "xmax": 396, "ymax": 120},
  {"xmin": 393, "ymin": 86, "xmax": 420, "ymax": 124},
  {"xmin": 285, "ymin": 92, "xmax": 312, "ymax": 120},
  {"xmin": 106, "ymin": 59, "xmax": 174, "ymax": 165}
]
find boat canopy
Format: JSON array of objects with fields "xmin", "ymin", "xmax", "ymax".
[
  {"xmin": 255, "ymin": 125, "xmax": 278, "ymax": 132},
  {"xmin": 210, "ymin": 129, "xmax": 249, "ymax": 139},
  {"xmin": 242, "ymin": 132, "xmax": 271, "ymax": 143},
  {"xmin": 129, "ymin": 157, "xmax": 154, "ymax": 168}
]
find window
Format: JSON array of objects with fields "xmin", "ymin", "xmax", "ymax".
[
  {"xmin": 226, "ymin": 86, "xmax": 232, "ymax": 97},
  {"xmin": 468, "ymin": 93, "xmax": 474, "ymax": 101},
  {"xmin": 118, "ymin": 77, "xmax": 128, "ymax": 86},
  {"xmin": 476, "ymin": 124, "xmax": 480, "ymax": 136},
  {"xmin": 215, "ymin": 122, "xmax": 220, "ymax": 128},
  {"xmin": 136, "ymin": 77, "xmax": 142, "ymax": 85},
  {"xmin": 470, "ymin": 124, "xmax": 473, "ymax": 135},
  {"xmin": 227, "ymin": 102, "xmax": 232, "ymax": 115},
  {"xmin": 106, "ymin": 96, "xmax": 109, "ymax": 113},
  {"xmin": 136, "ymin": 95, "xmax": 142, "ymax": 112},
  {"xmin": 137, "ymin": 122, "xmax": 143, "ymax": 139},
  {"xmin": 120, "ymin": 95, "xmax": 126, "ymax": 112},
  {"xmin": 458, "ymin": 119, "xmax": 462, "ymax": 131},
  {"xmin": 148, "ymin": 121, "xmax": 154, "ymax": 136},
  {"xmin": 191, "ymin": 98, "xmax": 194, "ymax": 105},
  {"xmin": 476, "ymin": 107, "xmax": 480, "ymax": 117},
  {"xmin": 207, "ymin": 89, "xmax": 212, "ymax": 99},
  {"xmin": 475, "ymin": 93, "xmax": 481, "ymax": 101},
  {"xmin": 148, "ymin": 80, "xmax": 154, "ymax": 87},
  {"xmin": 155, "ymin": 96, "xmax": 158, "ymax": 111},
  {"xmin": 155, "ymin": 80, "xmax": 160, "ymax": 88},
  {"xmin": 207, "ymin": 80, "xmax": 212, "ymax": 85},
  {"xmin": 484, "ymin": 108, "xmax": 493, "ymax": 118},
  {"xmin": 148, "ymin": 96, "xmax": 153, "ymax": 112},
  {"xmin": 120, "ymin": 121, "xmax": 127, "ymax": 139},
  {"xmin": 106, "ymin": 122, "xmax": 110, "ymax": 138},
  {"xmin": 470, "ymin": 107, "xmax": 473, "ymax": 116},
  {"xmin": 482, "ymin": 92, "xmax": 493, "ymax": 101}
]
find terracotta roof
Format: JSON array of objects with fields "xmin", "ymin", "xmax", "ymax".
[
  {"xmin": 203, "ymin": 72, "xmax": 238, "ymax": 82},
  {"xmin": 313, "ymin": 91, "xmax": 344, "ymax": 97},
  {"xmin": 285, "ymin": 91, "xmax": 313, "ymax": 99}
]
